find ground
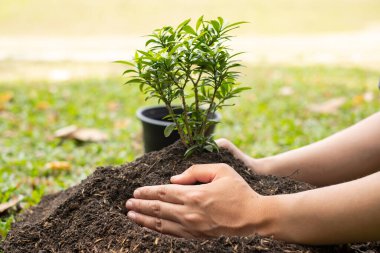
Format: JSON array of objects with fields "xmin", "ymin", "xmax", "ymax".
[
  {"xmin": 1, "ymin": 0, "xmax": 380, "ymax": 248},
  {"xmin": 1, "ymin": 64, "xmax": 379, "ymax": 241}
]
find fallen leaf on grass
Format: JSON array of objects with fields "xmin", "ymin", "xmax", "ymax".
[
  {"xmin": 107, "ymin": 101, "xmax": 120, "ymax": 112},
  {"xmin": 17, "ymin": 177, "xmax": 55, "ymax": 189},
  {"xmin": 0, "ymin": 196, "xmax": 23, "ymax": 214},
  {"xmin": 72, "ymin": 128, "xmax": 109, "ymax": 142},
  {"xmin": 0, "ymin": 111, "xmax": 16, "ymax": 121},
  {"xmin": 0, "ymin": 91, "xmax": 14, "ymax": 111},
  {"xmin": 54, "ymin": 125, "xmax": 109, "ymax": 142},
  {"xmin": 54, "ymin": 125, "xmax": 78, "ymax": 138},
  {"xmin": 352, "ymin": 92, "xmax": 374, "ymax": 106},
  {"xmin": 36, "ymin": 101, "xmax": 50, "ymax": 110},
  {"xmin": 0, "ymin": 91, "xmax": 14, "ymax": 103},
  {"xmin": 352, "ymin": 95, "xmax": 364, "ymax": 106},
  {"xmin": 114, "ymin": 119, "xmax": 131, "ymax": 129},
  {"xmin": 309, "ymin": 97, "xmax": 346, "ymax": 114},
  {"xmin": 45, "ymin": 161, "xmax": 72, "ymax": 171}
]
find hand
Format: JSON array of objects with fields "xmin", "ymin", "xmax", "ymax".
[
  {"xmin": 216, "ymin": 138, "xmax": 263, "ymax": 174},
  {"xmin": 126, "ymin": 163, "xmax": 265, "ymax": 238}
]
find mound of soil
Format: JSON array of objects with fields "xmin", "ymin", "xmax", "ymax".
[{"xmin": 2, "ymin": 141, "xmax": 380, "ymax": 252}]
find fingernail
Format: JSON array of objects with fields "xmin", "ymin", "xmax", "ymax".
[
  {"xmin": 170, "ymin": 175, "xmax": 182, "ymax": 183},
  {"xmin": 126, "ymin": 200, "xmax": 133, "ymax": 209},
  {"xmin": 127, "ymin": 211, "xmax": 136, "ymax": 220},
  {"xmin": 133, "ymin": 189, "xmax": 140, "ymax": 197}
]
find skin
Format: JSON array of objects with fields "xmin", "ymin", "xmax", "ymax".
[{"xmin": 126, "ymin": 112, "xmax": 380, "ymax": 244}]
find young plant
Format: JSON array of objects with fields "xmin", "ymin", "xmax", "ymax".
[{"xmin": 117, "ymin": 16, "xmax": 249, "ymax": 157}]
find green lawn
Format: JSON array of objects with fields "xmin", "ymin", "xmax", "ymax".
[{"xmin": 1, "ymin": 64, "xmax": 379, "ymax": 240}]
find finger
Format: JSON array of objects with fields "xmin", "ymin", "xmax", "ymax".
[
  {"xmin": 126, "ymin": 198, "xmax": 184, "ymax": 224},
  {"xmin": 170, "ymin": 164, "xmax": 216, "ymax": 185},
  {"xmin": 216, "ymin": 138, "xmax": 240, "ymax": 155},
  {"xmin": 170, "ymin": 163, "xmax": 234, "ymax": 185},
  {"xmin": 133, "ymin": 184, "xmax": 187, "ymax": 204},
  {"xmin": 216, "ymin": 139, "xmax": 250, "ymax": 166},
  {"xmin": 127, "ymin": 211, "xmax": 194, "ymax": 238},
  {"xmin": 215, "ymin": 138, "xmax": 231, "ymax": 148}
]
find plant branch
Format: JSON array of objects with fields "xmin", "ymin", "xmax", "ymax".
[
  {"xmin": 190, "ymin": 70, "xmax": 203, "ymax": 113},
  {"xmin": 163, "ymin": 100, "xmax": 188, "ymax": 147},
  {"xmin": 200, "ymin": 74, "xmax": 219, "ymax": 137},
  {"xmin": 168, "ymin": 71, "xmax": 193, "ymax": 145},
  {"xmin": 189, "ymin": 70, "xmax": 203, "ymax": 135},
  {"xmin": 179, "ymin": 74, "xmax": 193, "ymax": 144},
  {"xmin": 179, "ymin": 88, "xmax": 193, "ymax": 144}
]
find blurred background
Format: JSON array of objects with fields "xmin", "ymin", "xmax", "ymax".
[
  {"xmin": 1, "ymin": 0, "xmax": 380, "ymax": 240},
  {"xmin": 1, "ymin": 0, "xmax": 380, "ymax": 80}
]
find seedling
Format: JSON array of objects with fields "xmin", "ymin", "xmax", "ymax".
[{"xmin": 117, "ymin": 16, "xmax": 249, "ymax": 157}]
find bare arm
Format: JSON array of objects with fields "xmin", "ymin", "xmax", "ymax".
[
  {"xmin": 265, "ymin": 171, "xmax": 380, "ymax": 244},
  {"xmin": 218, "ymin": 112, "xmax": 380, "ymax": 186},
  {"xmin": 126, "ymin": 165, "xmax": 380, "ymax": 244}
]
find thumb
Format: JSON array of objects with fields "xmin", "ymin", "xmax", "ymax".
[{"xmin": 170, "ymin": 163, "xmax": 232, "ymax": 185}]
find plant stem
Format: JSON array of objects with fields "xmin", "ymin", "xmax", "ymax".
[
  {"xmin": 190, "ymin": 70, "xmax": 203, "ymax": 135},
  {"xmin": 179, "ymin": 89, "xmax": 193, "ymax": 145},
  {"xmin": 200, "ymin": 77, "xmax": 219, "ymax": 137},
  {"xmin": 179, "ymin": 73, "xmax": 193, "ymax": 144},
  {"xmin": 167, "ymin": 71, "xmax": 193, "ymax": 145},
  {"xmin": 164, "ymin": 101, "xmax": 188, "ymax": 147},
  {"xmin": 192, "ymin": 70, "xmax": 203, "ymax": 113}
]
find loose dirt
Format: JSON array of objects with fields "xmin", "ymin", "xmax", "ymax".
[{"xmin": 2, "ymin": 141, "xmax": 379, "ymax": 252}]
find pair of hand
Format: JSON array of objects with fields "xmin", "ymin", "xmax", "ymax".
[{"xmin": 126, "ymin": 139, "xmax": 264, "ymax": 238}]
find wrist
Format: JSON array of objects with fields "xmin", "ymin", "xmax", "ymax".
[
  {"xmin": 251, "ymin": 157, "xmax": 275, "ymax": 176},
  {"xmin": 256, "ymin": 193, "xmax": 307, "ymax": 244},
  {"xmin": 247, "ymin": 194, "xmax": 282, "ymax": 237}
]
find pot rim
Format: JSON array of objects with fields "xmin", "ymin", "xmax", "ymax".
[{"xmin": 136, "ymin": 105, "xmax": 221, "ymax": 126}]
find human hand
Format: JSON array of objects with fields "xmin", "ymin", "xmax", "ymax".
[
  {"xmin": 216, "ymin": 138, "xmax": 263, "ymax": 174},
  {"xmin": 126, "ymin": 163, "xmax": 265, "ymax": 238}
]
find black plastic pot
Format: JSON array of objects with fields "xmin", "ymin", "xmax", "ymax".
[{"xmin": 136, "ymin": 105, "xmax": 221, "ymax": 153}]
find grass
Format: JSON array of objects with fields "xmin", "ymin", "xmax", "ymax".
[
  {"xmin": 0, "ymin": 0, "xmax": 380, "ymax": 36},
  {"xmin": 0, "ymin": 64, "xmax": 379, "ymax": 241}
]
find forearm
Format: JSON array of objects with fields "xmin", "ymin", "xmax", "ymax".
[
  {"xmin": 256, "ymin": 112, "xmax": 380, "ymax": 186},
  {"xmin": 255, "ymin": 171, "xmax": 380, "ymax": 245}
]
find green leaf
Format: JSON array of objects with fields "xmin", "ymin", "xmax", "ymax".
[
  {"xmin": 210, "ymin": 20, "xmax": 220, "ymax": 32},
  {"xmin": 162, "ymin": 114, "xmax": 175, "ymax": 120},
  {"xmin": 182, "ymin": 25, "xmax": 197, "ymax": 36},
  {"xmin": 145, "ymin": 39, "xmax": 159, "ymax": 47},
  {"xmin": 122, "ymin": 69, "xmax": 137, "ymax": 75},
  {"xmin": 164, "ymin": 123, "xmax": 176, "ymax": 137},
  {"xmin": 217, "ymin": 17, "xmax": 224, "ymax": 27},
  {"xmin": 125, "ymin": 78, "xmax": 143, "ymax": 84},
  {"xmin": 168, "ymin": 43, "xmax": 183, "ymax": 56},
  {"xmin": 208, "ymin": 140, "xmax": 220, "ymax": 152},
  {"xmin": 137, "ymin": 50, "xmax": 154, "ymax": 59},
  {"xmin": 184, "ymin": 144, "xmax": 199, "ymax": 158},
  {"xmin": 139, "ymin": 82, "xmax": 145, "ymax": 92},
  {"xmin": 230, "ymin": 52, "xmax": 245, "ymax": 58},
  {"xmin": 204, "ymin": 144, "xmax": 214, "ymax": 152},
  {"xmin": 232, "ymin": 87, "xmax": 251, "ymax": 94},
  {"xmin": 113, "ymin": 60, "xmax": 135, "ymax": 67},
  {"xmin": 177, "ymin": 18, "xmax": 191, "ymax": 31},
  {"xmin": 223, "ymin": 21, "xmax": 248, "ymax": 30},
  {"xmin": 196, "ymin": 15, "xmax": 204, "ymax": 31}
]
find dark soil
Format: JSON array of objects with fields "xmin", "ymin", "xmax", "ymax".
[{"xmin": 2, "ymin": 141, "xmax": 380, "ymax": 253}]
